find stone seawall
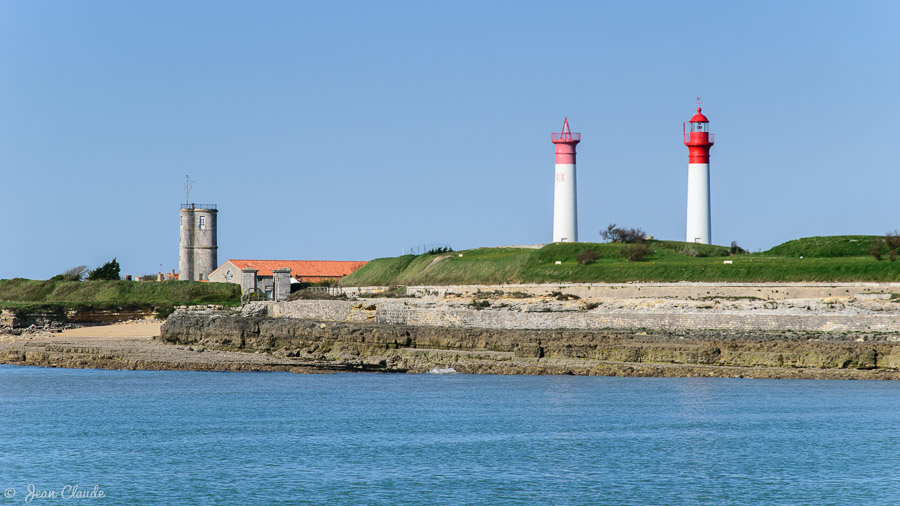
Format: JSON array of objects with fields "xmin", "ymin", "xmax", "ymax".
[{"xmin": 346, "ymin": 282, "xmax": 900, "ymax": 300}]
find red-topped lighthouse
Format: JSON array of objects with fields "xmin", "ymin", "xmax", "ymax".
[
  {"xmin": 683, "ymin": 105, "xmax": 715, "ymax": 244},
  {"xmin": 552, "ymin": 117, "xmax": 580, "ymax": 242}
]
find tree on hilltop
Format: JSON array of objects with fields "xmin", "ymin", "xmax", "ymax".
[
  {"xmin": 600, "ymin": 224, "xmax": 647, "ymax": 244},
  {"xmin": 87, "ymin": 258, "xmax": 121, "ymax": 281}
]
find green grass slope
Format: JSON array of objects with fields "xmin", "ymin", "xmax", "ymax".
[
  {"xmin": 0, "ymin": 279, "xmax": 241, "ymax": 315},
  {"xmin": 342, "ymin": 238, "xmax": 900, "ymax": 286},
  {"xmin": 763, "ymin": 235, "xmax": 880, "ymax": 258}
]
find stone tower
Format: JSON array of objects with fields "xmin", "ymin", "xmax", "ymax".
[{"xmin": 179, "ymin": 204, "xmax": 218, "ymax": 281}]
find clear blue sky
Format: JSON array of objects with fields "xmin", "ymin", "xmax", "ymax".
[{"xmin": 1, "ymin": 1, "xmax": 898, "ymax": 279}]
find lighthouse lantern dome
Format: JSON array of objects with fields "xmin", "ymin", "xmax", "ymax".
[{"xmin": 688, "ymin": 107, "xmax": 709, "ymax": 132}]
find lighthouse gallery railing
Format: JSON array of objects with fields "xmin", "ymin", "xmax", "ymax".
[{"xmin": 683, "ymin": 133, "xmax": 715, "ymax": 144}]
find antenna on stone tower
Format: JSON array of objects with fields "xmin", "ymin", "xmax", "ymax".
[{"xmin": 184, "ymin": 175, "xmax": 194, "ymax": 206}]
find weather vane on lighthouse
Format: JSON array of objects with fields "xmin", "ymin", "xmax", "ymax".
[{"xmin": 184, "ymin": 175, "xmax": 194, "ymax": 206}]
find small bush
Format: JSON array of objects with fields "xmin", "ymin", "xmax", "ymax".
[
  {"xmin": 621, "ymin": 244, "xmax": 652, "ymax": 261},
  {"xmin": 584, "ymin": 302, "xmax": 600, "ymax": 310},
  {"xmin": 507, "ymin": 291, "xmax": 532, "ymax": 299},
  {"xmin": 243, "ymin": 291, "xmax": 268, "ymax": 302},
  {"xmin": 600, "ymin": 224, "xmax": 646, "ymax": 244},
  {"xmin": 885, "ymin": 231, "xmax": 900, "ymax": 262},
  {"xmin": 577, "ymin": 249, "xmax": 600, "ymax": 265},
  {"xmin": 869, "ymin": 238, "xmax": 885, "ymax": 261},
  {"xmin": 50, "ymin": 265, "xmax": 89, "ymax": 282},
  {"xmin": 357, "ymin": 286, "xmax": 407, "ymax": 298},
  {"xmin": 678, "ymin": 245, "xmax": 707, "ymax": 258},
  {"xmin": 469, "ymin": 299, "xmax": 491, "ymax": 310},
  {"xmin": 426, "ymin": 246, "xmax": 454, "ymax": 255},
  {"xmin": 287, "ymin": 290, "xmax": 347, "ymax": 301},
  {"xmin": 730, "ymin": 241, "xmax": 748, "ymax": 255},
  {"xmin": 155, "ymin": 304, "xmax": 176, "ymax": 319},
  {"xmin": 550, "ymin": 291, "xmax": 580, "ymax": 301}
]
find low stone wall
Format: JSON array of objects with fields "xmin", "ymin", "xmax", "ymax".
[
  {"xmin": 269, "ymin": 299, "xmax": 900, "ymax": 335},
  {"xmin": 395, "ymin": 282, "xmax": 900, "ymax": 300},
  {"xmin": 399, "ymin": 307, "xmax": 900, "ymax": 333},
  {"xmin": 269, "ymin": 300, "xmax": 375, "ymax": 322}
]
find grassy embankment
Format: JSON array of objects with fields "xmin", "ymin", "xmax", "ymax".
[
  {"xmin": 0, "ymin": 279, "xmax": 241, "ymax": 318},
  {"xmin": 342, "ymin": 236, "xmax": 900, "ymax": 286}
]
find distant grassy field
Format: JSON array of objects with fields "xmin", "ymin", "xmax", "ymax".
[
  {"xmin": 0, "ymin": 279, "xmax": 241, "ymax": 316},
  {"xmin": 341, "ymin": 236, "xmax": 900, "ymax": 286}
]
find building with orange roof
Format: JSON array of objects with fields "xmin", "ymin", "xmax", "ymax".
[{"xmin": 208, "ymin": 259, "xmax": 367, "ymax": 299}]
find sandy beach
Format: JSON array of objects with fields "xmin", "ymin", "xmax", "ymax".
[{"xmin": 0, "ymin": 321, "xmax": 348, "ymax": 373}]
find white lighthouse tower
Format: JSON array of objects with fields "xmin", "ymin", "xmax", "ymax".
[
  {"xmin": 552, "ymin": 117, "xmax": 581, "ymax": 242},
  {"xmin": 683, "ymin": 105, "xmax": 715, "ymax": 244}
]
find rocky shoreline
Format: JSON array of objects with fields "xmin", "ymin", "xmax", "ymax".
[
  {"xmin": 3, "ymin": 283, "xmax": 900, "ymax": 380},
  {"xmin": 0, "ymin": 322, "xmax": 359, "ymax": 374},
  {"xmin": 153, "ymin": 309, "xmax": 900, "ymax": 380}
]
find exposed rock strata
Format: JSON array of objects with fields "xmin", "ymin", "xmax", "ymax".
[{"xmin": 157, "ymin": 311, "xmax": 900, "ymax": 379}]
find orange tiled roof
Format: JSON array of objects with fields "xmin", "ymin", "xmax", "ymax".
[{"xmin": 226, "ymin": 259, "xmax": 367, "ymax": 278}]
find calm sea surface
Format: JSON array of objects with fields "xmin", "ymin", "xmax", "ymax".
[{"xmin": 0, "ymin": 365, "xmax": 898, "ymax": 505}]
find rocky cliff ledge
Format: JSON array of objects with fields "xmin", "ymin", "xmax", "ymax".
[{"xmin": 159, "ymin": 310, "xmax": 900, "ymax": 379}]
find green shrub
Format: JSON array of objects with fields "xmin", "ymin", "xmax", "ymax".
[
  {"xmin": 600, "ymin": 224, "xmax": 646, "ymax": 243},
  {"xmin": 426, "ymin": 246, "xmax": 454, "ymax": 255},
  {"xmin": 577, "ymin": 249, "xmax": 600, "ymax": 265},
  {"xmin": 87, "ymin": 259, "xmax": 121, "ymax": 281},
  {"xmin": 730, "ymin": 241, "xmax": 748, "ymax": 255},
  {"xmin": 621, "ymin": 244, "xmax": 651, "ymax": 261},
  {"xmin": 869, "ymin": 238, "xmax": 885, "ymax": 261},
  {"xmin": 885, "ymin": 231, "xmax": 900, "ymax": 262},
  {"xmin": 551, "ymin": 291, "xmax": 580, "ymax": 301},
  {"xmin": 50, "ymin": 265, "xmax": 89, "ymax": 282},
  {"xmin": 287, "ymin": 290, "xmax": 347, "ymax": 301},
  {"xmin": 357, "ymin": 285, "xmax": 407, "ymax": 298},
  {"xmin": 469, "ymin": 299, "xmax": 491, "ymax": 310},
  {"xmin": 679, "ymin": 245, "xmax": 707, "ymax": 258}
]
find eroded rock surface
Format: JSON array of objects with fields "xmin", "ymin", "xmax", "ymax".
[{"xmin": 156, "ymin": 311, "xmax": 900, "ymax": 379}]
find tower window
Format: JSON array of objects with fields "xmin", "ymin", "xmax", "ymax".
[{"xmin": 199, "ymin": 216, "xmax": 206, "ymax": 230}]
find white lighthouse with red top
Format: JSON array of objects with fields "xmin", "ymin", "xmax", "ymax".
[
  {"xmin": 551, "ymin": 117, "xmax": 581, "ymax": 243},
  {"xmin": 683, "ymin": 105, "xmax": 715, "ymax": 244}
]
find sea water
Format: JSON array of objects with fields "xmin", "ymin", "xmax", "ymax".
[{"xmin": 0, "ymin": 365, "xmax": 898, "ymax": 504}]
